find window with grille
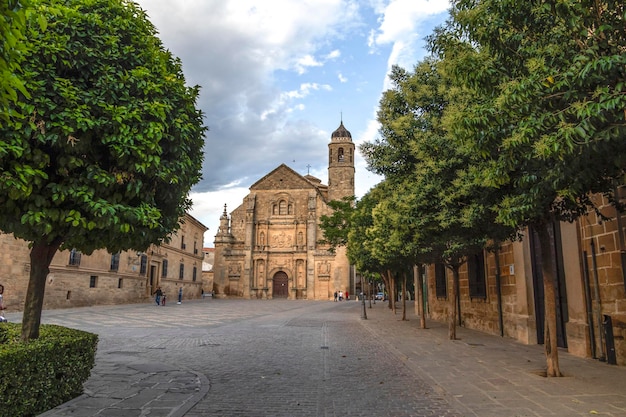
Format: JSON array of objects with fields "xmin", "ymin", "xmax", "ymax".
[
  {"xmin": 435, "ymin": 263, "xmax": 447, "ymax": 298},
  {"xmin": 89, "ymin": 276, "xmax": 97, "ymax": 288},
  {"xmin": 192, "ymin": 266, "xmax": 197, "ymax": 282},
  {"xmin": 110, "ymin": 253, "xmax": 120, "ymax": 271},
  {"xmin": 468, "ymin": 251, "xmax": 487, "ymax": 299},
  {"xmin": 69, "ymin": 249, "xmax": 81, "ymax": 266},
  {"xmin": 162, "ymin": 259, "xmax": 168, "ymax": 278},
  {"xmin": 179, "ymin": 263, "xmax": 184, "ymax": 280},
  {"xmin": 139, "ymin": 254, "xmax": 148, "ymax": 276}
]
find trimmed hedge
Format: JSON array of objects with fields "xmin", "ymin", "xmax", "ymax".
[{"xmin": 0, "ymin": 323, "xmax": 98, "ymax": 417}]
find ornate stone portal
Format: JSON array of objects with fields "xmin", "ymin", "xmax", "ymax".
[{"xmin": 212, "ymin": 122, "xmax": 355, "ymax": 300}]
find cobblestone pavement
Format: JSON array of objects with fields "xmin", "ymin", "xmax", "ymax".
[{"xmin": 4, "ymin": 299, "xmax": 624, "ymax": 416}]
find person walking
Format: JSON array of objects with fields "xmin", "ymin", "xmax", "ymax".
[
  {"xmin": 0, "ymin": 284, "xmax": 7, "ymax": 322},
  {"xmin": 177, "ymin": 287, "xmax": 183, "ymax": 304},
  {"xmin": 334, "ymin": 291, "xmax": 338, "ymax": 302},
  {"xmin": 154, "ymin": 287, "xmax": 163, "ymax": 306}
]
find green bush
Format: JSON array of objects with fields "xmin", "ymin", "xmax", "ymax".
[{"xmin": 0, "ymin": 323, "xmax": 98, "ymax": 417}]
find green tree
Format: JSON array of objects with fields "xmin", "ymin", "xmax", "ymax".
[
  {"xmin": 0, "ymin": 0, "xmax": 32, "ymax": 121},
  {"xmin": 318, "ymin": 196, "xmax": 356, "ymax": 251},
  {"xmin": 365, "ymin": 180, "xmax": 417, "ymax": 318},
  {"xmin": 0, "ymin": 0, "xmax": 206, "ymax": 341},
  {"xmin": 365, "ymin": 59, "xmax": 515, "ymax": 338},
  {"xmin": 431, "ymin": 0, "xmax": 625, "ymax": 376}
]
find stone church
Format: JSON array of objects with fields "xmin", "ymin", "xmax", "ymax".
[{"xmin": 212, "ymin": 122, "xmax": 355, "ymax": 300}]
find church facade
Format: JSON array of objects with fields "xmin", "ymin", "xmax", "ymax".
[{"xmin": 212, "ymin": 122, "xmax": 355, "ymax": 300}]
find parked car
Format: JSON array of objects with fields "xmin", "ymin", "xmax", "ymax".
[{"xmin": 375, "ymin": 292, "xmax": 385, "ymax": 300}]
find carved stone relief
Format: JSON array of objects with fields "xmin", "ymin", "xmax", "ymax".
[{"xmin": 271, "ymin": 231, "xmax": 293, "ymax": 248}]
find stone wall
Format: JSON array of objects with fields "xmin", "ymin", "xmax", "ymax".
[
  {"xmin": 577, "ymin": 193, "xmax": 626, "ymax": 365},
  {"xmin": 0, "ymin": 214, "xmax": 208, "ymax": 312}
]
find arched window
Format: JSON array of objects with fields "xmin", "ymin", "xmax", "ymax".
[
  {"xmin": 338, "ymin": 147, "xmax": 344, "ymax": 162},
  {"xmin": 279, "ymin": 200, "xmax": 288, "ymax": 215}
]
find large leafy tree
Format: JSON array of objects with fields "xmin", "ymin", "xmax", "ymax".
[
  {"xmin": 0, "ymin": 0, "xmax": 206, "ymax": 340},
  {"xmin": 364, "ymin": 60, "xmax": 515, "ymax": 339},
  {"xmin": 350, "ymin": 184, "xmax": 399, "ymax": 313},
  {"xmin": 431, "ymin": 0, "xmax": 625, "ymax": 376}
]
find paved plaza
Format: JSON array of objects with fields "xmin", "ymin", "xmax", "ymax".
[{"xmin": 4, "ymin": 298, "xmax": 626, "ymax": 416}]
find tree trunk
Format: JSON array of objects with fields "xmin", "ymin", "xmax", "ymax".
[
  {"xmin": 414, "ymin": 265, "xmax": 420, "ymax": 316},
  {"xmin": 414, "ymin": 264, "xmax": 427, "ymax": 329},
  {"xmin": 401, "ymin": 271, "xmax": 407, "ymax": 321},
  {"xmin": 536, "ymin": 223, "xmax": 562, "ymax": 377},
  {"xmin": 448, "ymin": 266, "xmax": 459, "ymax": 340},
  {"xmin": 417, "ymin": 264, "xmax": 426, "ymax": 329},
  {"xmin": 385, "ymin": 270, "xmax": 393, "ymax": 310},
  {"xmin": 390, "ymin": 271, "xmax": 396, "ymax": 314},
  {"xmin": 22, "ymin": 239, "xmax": 62, "ymax": 341}
]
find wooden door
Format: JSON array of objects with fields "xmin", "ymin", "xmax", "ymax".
[{"xmin": 272, "ymin": 272, "xmax": 289, "ymax": 298}]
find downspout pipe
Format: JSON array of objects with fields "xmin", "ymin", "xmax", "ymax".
[
  {"xmin": 613, "ymin": 186, "xmax": 626, "ymax": 291},
  {"xmin": 590, "ymin": 239, "xmax": 606, "ymax": 361},
  {"xmin": 494, "ymin": 247, "xmax": 504, "ymax": 337},
  {"xmin": 582, "ymin": 251, "xmax": 596, "ymax": 359}
]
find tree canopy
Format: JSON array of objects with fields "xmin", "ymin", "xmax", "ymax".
[
  {"xmin": 431, "ymin": 0, "xmax": 626, "ymax": 228},
  {"xmin": 0, "ymin": 0, "xmax": 206, "ymax": 340},
  {"xmin": 427, "ymin": 0, "xmax": 625, "ymax": 375},
  {"xmin": 0, "ymin": 0, "xmax": 32, "ymax": 121}
]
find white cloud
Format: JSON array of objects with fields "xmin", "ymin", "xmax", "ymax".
[
  {"xmin": 131, "ymin": 0, "xmax": 450, "ymax": 246},
  {"xmin": 371, "ymin": 0, "xmax": 450, "ymax": 69},
  {"xmin": 326, "ymin": 49, "xmax": 341, "ymax": 59},
  {"xmin": 295, "ymin": 54, "xmax": 323, "ymax": 74},
  {"xmin": 189, "ymin": 187, "xmax": 250, "ymax": 246}
]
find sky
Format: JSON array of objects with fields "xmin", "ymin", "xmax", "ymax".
[{"xmin": 134, "ymin": 0, "xmax": 452, "ymax": 247}]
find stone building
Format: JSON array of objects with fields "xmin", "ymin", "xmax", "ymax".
[
  {"xmin": 0, "ymin": 213, "xmax": 207, "ymax": 311},
  {"xmin": 424, "ymin": 191, "xmax": 626, "ymax": 365},
  {"xmin": 212, "ymin": 122, "xmax": 355, "ymax": 300}
]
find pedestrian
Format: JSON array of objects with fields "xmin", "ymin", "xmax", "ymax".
[
  {"xmin": 161, "ymin": 293, "xmax": 167, "ymax": 306},
  {"xmin": 334, "ymin": 291, "xmax": 338, "ymax": 302},
  {"xmin": 346, "ymin": 291, "xmax": 349, "ymax": 301},
  {"xmin": 338, "ymin": 290, "xmax": 343, "ymax": 301},
  {"xmin": 154, "ymin": 286, "xmax": 163, "ymax": 306},
  {"xmin": 177, "ymin": 287, "xmax": 182, "ymax": 304},
  {"xmin": 0, "ymin": 284, "xmax": 7, "ymax": 322}
]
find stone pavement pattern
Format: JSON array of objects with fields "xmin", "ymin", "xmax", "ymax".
[{"xmin": 4, "ymin": 299, "xmax": 625, "ymax": 416}]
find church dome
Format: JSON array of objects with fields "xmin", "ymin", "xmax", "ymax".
[{"xmin": 331, "ymin": 121, "xmax": 351, "ymax": 139}]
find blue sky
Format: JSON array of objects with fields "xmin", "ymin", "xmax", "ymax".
[{"xmin": 134, "ymin": 0, "xmax": 452, "ymax": 246}]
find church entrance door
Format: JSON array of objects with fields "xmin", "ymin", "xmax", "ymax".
[{"xmin": 272, "ymin": 271, "xmax": 289, "ymax": 298}]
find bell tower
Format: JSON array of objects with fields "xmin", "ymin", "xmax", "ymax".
[{"xmin": 328, "ymin": 121, "xmax": 355, "ymax": 201}]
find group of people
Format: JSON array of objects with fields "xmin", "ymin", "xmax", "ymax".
[
  {"xmin": 153, "ymin": 286, "xmax": 183, "ymax": 306},
  {"xmin": 153, "ymin": 287, "xmax": 166, "ymax": 305},
  {"xmin": 333, "ymin": 290, "xmax": 349, "ymax": 301}
]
